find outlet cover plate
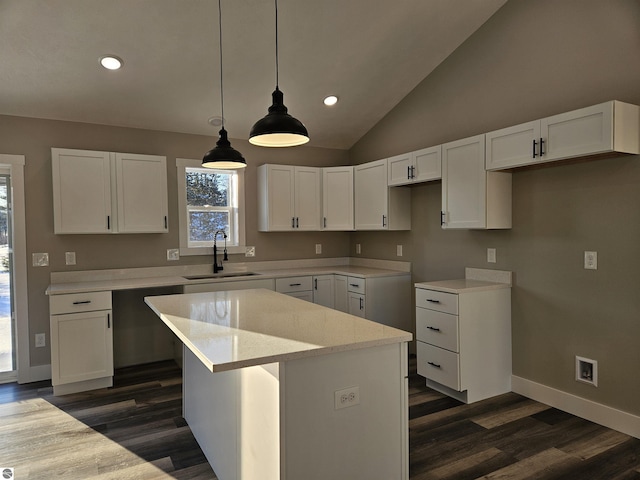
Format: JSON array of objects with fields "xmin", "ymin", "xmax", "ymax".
[
  {"xmin": 584, "ymin": 251, "xmax": 597, "ymax": 270},
  {"xmin": 334, "ymin": 385, "xmax": 360, "ymax": 410},
  {"xmin": 167, "ymin": 249, "xmax": 180, "ymax": 261},
  {"xmin": 32, "ymin": 253, "xmax": 49, "ymax": 267},
  {"xmin": 245, "ymin": 246, "xmax": 255, "ymax": 257}
]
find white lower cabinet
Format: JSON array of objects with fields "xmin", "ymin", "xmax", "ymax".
[
  {"xmin": 183, "ymin": 278, "xmax": 275, "ymax": 294},
  {"xmin": 49, "ymin": 291, "xmax": 113, "ymax": 395},
  {"xmin": 276, "ymin": 276, "xmax": 314, "ymax": 300},
  {"xmin": 415, "ymin": 283, "xmax": 511, "ymax": 404},
  {"xmin": 312, "ymin": 275, "xmax": 334, "ymax": 308}
]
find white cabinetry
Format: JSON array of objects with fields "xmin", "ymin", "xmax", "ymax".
[
  {"xmin": 354, "ymin": 159, "xmax": 411, "ymax": 230},
  {"xmin": 49, "ymin": 291, "xmax": 113, "ymax": 395},
  {"xmin": 486, "ymin": 100, "xmax": 640, "ymax": 170},
  {"xmin": 52, "ymin": 148, "xmax": 168, "ymax": 234},
  {"xmin": 387, "ymin": 146, "xmax": 441, "ymax": 186},
  {"xmin": 258, "ymin": 164, "xmax": 321, "ymax": 231},
  {"xmin": 312, "ymin": 275, "xmax": 334, "ymax": 308},
  {"xmin": 276, "ymin": 276, "xmax": 314, "ymax": 301},
  {"xmin": 334, "ymin": 274, "xmax": 411, "ymax": 332},
  {"xmin": 441, "ymin": 135, "xmax": 511, "ymax": 229},
  {"xmin": 322, "ymin": 166, "xmax": 354, "ymax": 230},
  {"xmin": 415, "ymin": 283, "xmax": 511, "ymax": 404},
  {"xmin": 183, "ymin": 278, "xmax": 275, "ymax": 294}
]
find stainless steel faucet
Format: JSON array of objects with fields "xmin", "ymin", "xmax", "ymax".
[{"xmin": 213, "ymin": 230, "xmax": 228, "ymax": 273}]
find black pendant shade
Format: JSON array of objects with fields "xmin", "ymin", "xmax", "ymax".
[
  {"xmin": 202, "ymin": 127, "xmax": 246, "ymax": 169},
  {"xmin": 249, "ymin": 87, "xmax": 309, "ymax": 147},
  {"xmin": 203, "ymin": 0, "xmax": 246, "ymax": 169}
]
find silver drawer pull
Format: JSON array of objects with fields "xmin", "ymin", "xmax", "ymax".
[
  {"xmin": 426, "ymin": 326, "xmax": 441, "ymax": 332},
  {"xmin": 426, "ymin": 299, "xmax": 441, "ymax": 304},
  {"xmin": 427, "ymin": 361, "xmax": 441, "ymax": 369},
  {"xmin": 289, "ymin": 283, "xmax": 302, "ymax": 287},
  {"xmin": 72, "ymin": 300, "xmax": 92, "ymax": 305}
]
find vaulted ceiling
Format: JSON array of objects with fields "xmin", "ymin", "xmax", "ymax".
[{"xmin": 0, "ymin": 0, "xmax": 507, "ymax": 149}]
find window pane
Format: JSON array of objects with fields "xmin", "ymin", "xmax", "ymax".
[
  {"xmin": 186, "ymin": 170, "xmax": 229, "ymax": 207},
  {"xmin": 189, "ymin": 211, "xmax": 229, "ymax": 242}
]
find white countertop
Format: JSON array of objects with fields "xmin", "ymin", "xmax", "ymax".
[
  {"xmin": 46, "ymin": 264, "xmax": 410, "ymax": 295},
  {"xmin": 415, "ymin": 278, "xmax": 511, "ymax": 294},
  {"xmin": 144, "ymin": 289, "xmax": 413, "ymax": 372}
]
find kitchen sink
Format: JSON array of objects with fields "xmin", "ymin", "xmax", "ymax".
[{"xmin": 182, "ymin": 272, "xmax": 260, "ymax": 280}]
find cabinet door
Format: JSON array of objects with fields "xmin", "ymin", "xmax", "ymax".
[
  {"xmin": 348, "ymin": 292, "xmax": 366, "ymax": 318},
  {"xmin": 541, "ymin": 101, "xmax": 613, "ymax": 162},
  {"xmin": 413, "ymin": 146, "xmax": 442, "ymax": 182},
  {"xmin": 115, "ymin": 153, "xmax": 168, "ymax": 233},
  {"xmin": 387, "ymin": 153, "xmax": 413, "ymax": 186},
  {"xmin": 485, "ymin": 120, "xmax": 541, "ymax": 170},
  {"xmin": 50, "ymin": 310, "xmax": 113, "ymax": 386},
  {"xmin": 354, "ymin": 159, "xmax": 388, "ymax": 230},
  {"xmin": 441, "ymin": 135, "xmax": 487, "ymax": 229},
  {"xmin": 52, "ymin": 148, "xmax": 113, "ymax": 234},
  {"xmin": 294, "ymin": 166, "xmax": 321, "ymax": 230},
  {"xmin": 322, "ymin": 167, "xmax": 354, "ymax": 230},
  {"xmin": 334, "ymin": 275, "xmax": 348, "ymax": 313},
  {"xmin": 313, "ymin": 275, "xmax": 334, "ymax": 308},
  {"xmin": 258, "ymin": 165, "xmax": 295, "ymax": 231}
]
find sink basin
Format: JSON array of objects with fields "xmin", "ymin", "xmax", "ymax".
[{"xmin": 183, "ymin": 272, "xmax": 259, "ymax": 280}]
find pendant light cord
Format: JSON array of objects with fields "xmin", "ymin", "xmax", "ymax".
[
  {"xmin": 218, "ymin": 0, "xmax": 225, "ymax": 128},
  {"xmin": 275, "ymin": 0, "xmax": 279, "ymax": 88}
]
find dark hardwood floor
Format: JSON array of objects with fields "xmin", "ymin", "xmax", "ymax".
[{"xmin": 1, "ymin": 358, "xmax": 639, "ymax": 479}]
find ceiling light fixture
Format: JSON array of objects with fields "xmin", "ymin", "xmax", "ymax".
[
  {"xmin": 202, "ymin": 0, "xmax": 246, "ymax": 169},
  {"xmin": 323, "ymin": 95, "xmax": 338, "ymax": 106},
  {"xmin": 249, "ymin": 0, "xmax": 309, "ymax": 147},
  {"xmin": 99, "ymin": 55, "xmax": 123, "ymax": 70}
]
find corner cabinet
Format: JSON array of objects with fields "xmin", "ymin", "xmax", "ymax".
[
  {"xmin": 52, "ymin": 148, "xmax": 168, "ymax": 234},
  {"xmin": 485, "ymin": 100, "xmax": 640, "ymax": 171},
  {"xmin": 415, "ymin": 281, "xmax": 511, "ymax": 404},
  {"xmin": 441, "ymin": 135, "xmax": 511, "ymax": 229},
  {"xmin": 387, "ymin": 146, "xmax": 441, "ymax": 186},
  {"xmin": 354, "ymin": 159, "xmax": 411, "ymax": 230},
  {"xmin": 49, "ymin": 291, "xmax": 114, "ymax": 396},
  {"xmin": 322, "ymin": 166, "xmax": 354, "ymax": 230},
  {"xmin": 258, "ymin": 164, "xmax": 321, "ymax": 231}
]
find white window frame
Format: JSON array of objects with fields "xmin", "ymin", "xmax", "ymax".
[{"xmin": 176, "ymin": 158, "xmax": 246, "ymax": 256}]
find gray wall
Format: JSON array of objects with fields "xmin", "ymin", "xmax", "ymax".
[
  {"xmin": 350, "ymin": 0, "xmax": 640, "ymax": 415},
  {"xmin": 0, "ymin": 115, "xmax": 349, "ymax": 366}
]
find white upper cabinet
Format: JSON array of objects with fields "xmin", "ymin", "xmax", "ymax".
[
  {"xmin": 354, "ymin": 159, "xmax": 411, "ymax": 230},
  {"xmin": 387, "ymin": 146, "xmax": 441, "ymax": 186},
  {"xmin": 322, "ymin": 166, "xmax": 354, "ymax": 230},
  {"xmin": 486, "ymin": 101, "xmax": 640, "ymax": 170},
  {"xmin": 258, "ymin": 164, "xmax": 321, "ymax": 231},
  {"xmin": 52, "ymin": 148, "xmax": 168, "ymax": 234},
  {"xmin": 442, "ymin": 135, "xmax": 511, "ymax": 229}
]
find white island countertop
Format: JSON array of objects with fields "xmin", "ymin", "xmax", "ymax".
[{"xmin": 144, "ymin": 288, "xmax": 412, "ymax": 372}]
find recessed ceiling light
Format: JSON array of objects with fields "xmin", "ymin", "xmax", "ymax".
[
  {"xmin": 99, "ymin": 55, "xmax": 123, "ymax": 70},
  {"xmin": 323, "ymin": 95, "xmax": 338, "ymax": 106}
]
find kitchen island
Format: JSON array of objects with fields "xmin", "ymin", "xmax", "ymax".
[{"xmin": 144, "ymin": 288, "xmax": 412, "ymax": 480}]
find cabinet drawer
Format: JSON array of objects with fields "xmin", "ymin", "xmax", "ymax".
[
  {"xmin": 276, "ymin": 276, "xmax": 313, "ymax": 293},
  {"xmin": 346, "ymin": 276, "xmax": 365, "ymax": 294},
  {"xmin": 50, "ymin": 291, "xmax": 112, "ymax": 315},
  {"xmin": 417, "ymin": 342, "xmax": 460, "ymax": 391},
  {"xmin": 416, "ymin": 308, "xmax": 459, "ymax": 352},
  {"xmin": 415, "ymin": 288, "xmax": 458, "ymax": 315}
]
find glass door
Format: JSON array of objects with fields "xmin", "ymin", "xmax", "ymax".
[{"xmin": 0, "ymin": 173, "xmax": 15, "ymax": 376}]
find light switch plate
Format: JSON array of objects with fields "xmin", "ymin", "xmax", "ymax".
[
  {"xmin": 245, "ymin": 246, "xmax": 255, "ymax": 257},
  {"xmin": 356, "ymin": 244, "xmax": 361, "ymax": 255},
  {"xmin": 32, "ymin": 252, "xmax": 49, "ymax": 267},
  {"xmin": 487, "ymin": 248, "xmax": 496, "ymax": 263},
  {"xmin": 65, "ymin": 251, "xmax": 76, "ymax": 265},
  {"xmin": 315, "ymin": 244, "xmax": 322, "ymax": 255},
  {"xmin": 167, "ymin": 249, "xmax": 180, "ymax": 261},
  {"xmin": 397, "ymin": 245, "xmax": 403, "ymax": 257}
]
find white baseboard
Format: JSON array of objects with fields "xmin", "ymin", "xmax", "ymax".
[
  {"xmin": 18, "ymin": 363, "xmax": 51, "ymax": 384},
  {"xmin": 512, "ymin": 375, "xmax": 640, "ymax": 439}
]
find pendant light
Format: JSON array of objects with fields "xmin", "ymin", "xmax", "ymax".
[
  {"xmin": 249, "ymin": 0, "xmax": 309, "ymax": 147},
  {"xmin": 202, "ymin": 0, "xmax": 246, "ymax": 169}
]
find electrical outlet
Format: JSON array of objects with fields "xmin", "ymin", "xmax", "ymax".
[
  {"xmin": 167, "ymin": 249, "xmax": 179, "ymax": 261},
  {"xmin": 245, "ymin": 246, "xmax": 255, "ymax": 257},
  {"xmin": 315, "ymin": 244, "xmax": 322, "ymax": 255},
  {"xmin": 356, "ymin": 244, "xmax": 361, "ymax": 255},
  {"xmin": 65, "ymin": 251, "xmax": 76, "ymax": 265},
  {"xmin": 584, "ymin": 251, "xmax": 597, "ymax": 270},
  {"xmin": 487, "ymin": 248, "xmax": 496, "ymax": 263},
  {"xmin": 396, "ymin": 245, "xmax": 403, "ymax": 257},
  {"xmin": 576, "ymin": 356, "xmax": 598, "ymax": 386},
  {"xmin": 334, "ymin": 385, "xmax": 360, "ymax": 410},
  {"xmin": 32, "ymin": 252, "xmax": 49, "ymax": 267},
  {"xmin": 35, "ymin": 333, "xmax": 46, "ymax": 348}
]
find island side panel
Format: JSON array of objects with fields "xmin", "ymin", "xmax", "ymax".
[
  {"xmin": 183, "ymin": 347, "xmax": 280, "ymax": 480},
  {"xmin": 281, "ymin": 342, "xmax": 409, "ymax": 480}
]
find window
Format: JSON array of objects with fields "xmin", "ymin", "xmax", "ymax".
[{"xmin": 177, "ymin": 159, "xmax": 245, "ymax": 256}]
